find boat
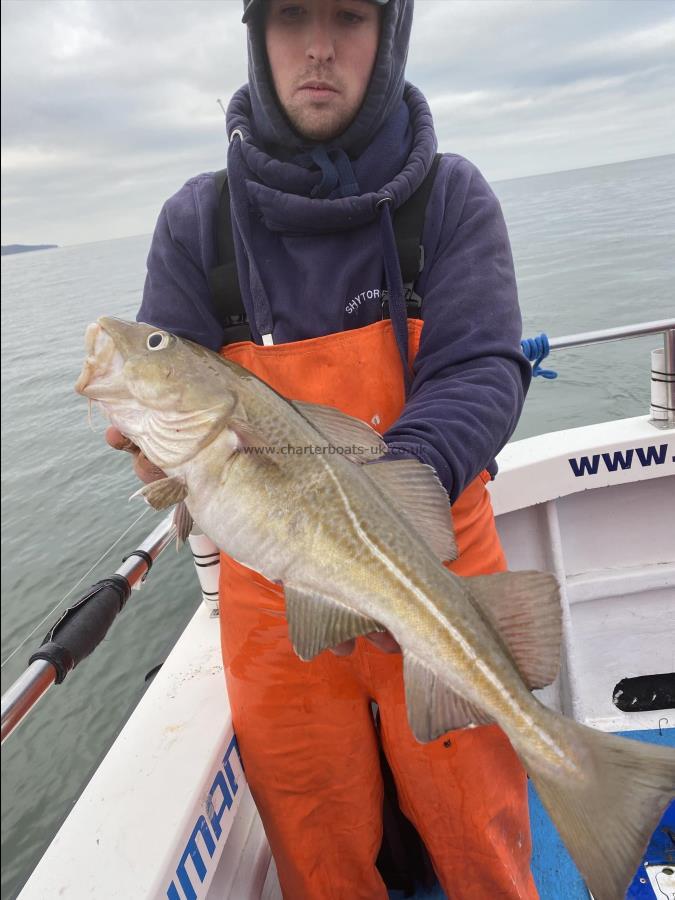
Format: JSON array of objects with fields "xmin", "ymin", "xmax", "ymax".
[{"xmin": 2, "ymin": 319, "xmax": 674, "ymax": 900}]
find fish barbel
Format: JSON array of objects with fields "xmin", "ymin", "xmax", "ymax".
[{"xmin": 76, "ymin": 317, "xmax": 675, "ymax": 899}]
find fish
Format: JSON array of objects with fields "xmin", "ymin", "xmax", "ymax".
[{"xmin": 76, "ymin": 316, "xmax": 675, "ymax": 900}]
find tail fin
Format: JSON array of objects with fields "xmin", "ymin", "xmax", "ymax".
[{"xmin": 524, "ymin": 718, "xmax": 675, "ymax": 900}]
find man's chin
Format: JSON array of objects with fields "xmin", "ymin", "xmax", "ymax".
[{"xmin": 288, "ymin": 108, "xmax": 354, "ymax": 143}]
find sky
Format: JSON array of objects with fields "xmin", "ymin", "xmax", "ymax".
[{"xmin": 1, "ymin": 0, "xmax": 674, "ymax": 247}]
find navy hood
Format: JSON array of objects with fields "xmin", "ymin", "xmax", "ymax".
[{"xmin": 246, "ymin": 0, "xmax": 413, "ymax": 157}]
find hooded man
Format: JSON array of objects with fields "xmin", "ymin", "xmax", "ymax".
[{"xmin": 108, "ymin": 0, "xmax": 537, "ymax": 896}]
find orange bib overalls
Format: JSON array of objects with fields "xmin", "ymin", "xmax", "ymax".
[{"xmin": 218, "ymin": 319, "xmax": 537, "ymax": 899}]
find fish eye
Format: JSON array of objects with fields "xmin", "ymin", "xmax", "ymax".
[{"xmin": 147, "ymin": 332, "xmax": 170, "ymax": 351}]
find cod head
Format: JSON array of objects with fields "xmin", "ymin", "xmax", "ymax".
[{"xmin": 75, "ymin": 318, "xmax": 245, "ymax": 470}]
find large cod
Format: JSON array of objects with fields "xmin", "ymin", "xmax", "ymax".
[{"xmin": 76, "ymin": 317, "xmax": 674, "ymax": 900}]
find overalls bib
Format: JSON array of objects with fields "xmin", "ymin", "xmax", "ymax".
[{"xmin": 218, "ymin": 319, "xmax": 537, "ymax": 899}]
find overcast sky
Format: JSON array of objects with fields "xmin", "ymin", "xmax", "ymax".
[{"xmin": 2, "ymin": 0, "xmax": 674, "ymax": 247}]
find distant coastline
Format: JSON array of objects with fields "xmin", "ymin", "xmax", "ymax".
[{"xmin": 1, "ymin": 244, "xmax": 58, "ymax": 256}]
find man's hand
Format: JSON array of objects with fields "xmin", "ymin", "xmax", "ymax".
[
  {"xmin": 105, "ymin": 426, "xmax": 166, "ymax": 484},
  {"xmin": 331, "ymin": 631, "xmax": 401, "ymax": 656}
]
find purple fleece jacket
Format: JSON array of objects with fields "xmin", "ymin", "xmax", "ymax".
[{"xmin": 138, "ymin": 85, "xmax": 530, "ymax": 503}]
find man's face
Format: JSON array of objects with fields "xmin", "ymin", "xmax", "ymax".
[{"xmin": 265, "ymin": 0, "xmax": 381, "ymax": 142}]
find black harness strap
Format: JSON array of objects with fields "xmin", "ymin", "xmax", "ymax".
[
  {"xmin": 208, "ymin": 170, "xmax": 251, "ymax": 343},
  {"xmin": 209, "ymin": 152, "xmax": 442, "ymax": 342},
  {"xmin": 383, "ymin": 151, "xmax": 442, "ymax": 320},
  {"xmin": 394, "ymin": 152, "xmax": 442, "ymax": 287}
]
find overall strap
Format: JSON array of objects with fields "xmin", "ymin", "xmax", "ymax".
[
  {"xmin": 209, "ymin": 153, "xmax": 443, "ymax": 343},
  {"xmin": 388, "ymin": 152, "xmax": 442, "ymax": 320},
  {"xmin": 208, "ymin": 170, "xmax": 251, "ymax": 343},
  {"xmin": 394, "ymin": 153, "xmax": 442, "ymax": 285}
]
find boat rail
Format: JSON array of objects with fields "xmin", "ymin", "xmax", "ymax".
[
  {"xmin": 533, "ymin": 318, "xmax": 675, "ymax": 427},
  {"xmin": 546, "ymin": 318, "xmax": 674, "ymax": 351}
]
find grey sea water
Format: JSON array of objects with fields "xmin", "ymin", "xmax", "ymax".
[{"xmin": 1, "ymin": 153, "xmax": 674, "ymax": 898}]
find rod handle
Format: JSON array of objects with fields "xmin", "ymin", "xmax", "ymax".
[{"xmin": 28, "ymin": 576, "xmax": 131, "ymax": 683}]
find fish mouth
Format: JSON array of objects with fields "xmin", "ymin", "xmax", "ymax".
[{"xmin": 75, "ymin": 321, "xmax": 127, "ymax": 400}]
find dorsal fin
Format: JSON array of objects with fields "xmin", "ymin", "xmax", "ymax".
[
  {"xmin": 465, "ymin": 571, "xmax": 562, "ymax": 690},
  {"xmin": 289, "ymin": 399, "xmax": 386, "ymax": 462},
  {"xmin": 364, "ymin": 459, "xmax": 456, "ymax": 562}
]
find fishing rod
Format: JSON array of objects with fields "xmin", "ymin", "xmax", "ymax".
[{"xmin": 1, "ymin": 512, "xmax": 177, "ymax": 745}]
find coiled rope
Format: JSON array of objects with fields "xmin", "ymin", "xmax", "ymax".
[{"xmin": 521, "ymin": 333, "xmax": 558, "ymax": 379}]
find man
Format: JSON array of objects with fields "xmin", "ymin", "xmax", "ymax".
[{"xmin": 108, "ymin": 0, "xmax": 536, "ymax": 896}]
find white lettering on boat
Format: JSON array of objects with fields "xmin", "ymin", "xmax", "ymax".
[{"xmin": 166, "ymin": 735, "xmax": 244, "ymax": 900}]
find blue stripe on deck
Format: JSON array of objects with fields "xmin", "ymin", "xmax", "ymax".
[
  {"xmin": 529, "ymin": 727, "xmax": 675, "ymax": 900},
  {"xmin": 390, "ymin": 727, "xmax": 674, "ymax": 900}
]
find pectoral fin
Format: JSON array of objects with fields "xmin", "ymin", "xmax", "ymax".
[
  {"xmin": 284, "ymin": 585, "xmax": 383, "ymax": 661},
  {"xmin": 131, "ymin": 476, "xmax": 188, "ymax": 510},
  {"xmin": 229, "ymin": 418, "xmax": 268, "ymax": 450}
]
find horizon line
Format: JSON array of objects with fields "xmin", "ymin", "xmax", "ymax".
[{"xmin": 4, "ymin": 151, "xmax": 673, "ymax": 251}]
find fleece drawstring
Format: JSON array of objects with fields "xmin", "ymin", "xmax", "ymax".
[{"xmin": 306, "ymin": 146, "xmax": 360, "ymax": 200}]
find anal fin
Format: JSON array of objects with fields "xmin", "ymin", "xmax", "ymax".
[
  {"xmin": 403, "ymin": 653, "xmax": 493, "ymax": 743},
  {"xmin": 284, "ymin": 585, "xmax": 383, "ymax": 661}
]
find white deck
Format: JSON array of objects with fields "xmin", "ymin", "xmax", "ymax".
[{"xmin": 19, "ymin": 415, "xmax": 675, "ymax": 899}]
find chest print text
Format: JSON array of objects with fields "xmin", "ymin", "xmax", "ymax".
[{"xmin": 345, "ymin": 287, "xmax": 383, "ymax": 315}]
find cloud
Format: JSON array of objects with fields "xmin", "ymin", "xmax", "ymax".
[
  {"xmin": 2, "ymin": 0, "xmax": 247, "ymax": 244},
  {"xmin": 2, "ymin": 0, "xmax": 674, "ymax": 245},
  {"xmin": 407, "ymin": 0, "xmax": 675, "ymax": 181}
]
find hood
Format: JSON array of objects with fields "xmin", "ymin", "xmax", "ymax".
[
  {"xmin": 245, "ymin": 0, "xmax": 414, "ymax": 158},
  {"xmin": 226, "ymin": 82, "xmax": 435, "ymax": 229}
]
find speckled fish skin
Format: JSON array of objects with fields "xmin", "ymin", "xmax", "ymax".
[{"xmin": 76, "ymin": 317, "xmax": 675, "ymax": 900}]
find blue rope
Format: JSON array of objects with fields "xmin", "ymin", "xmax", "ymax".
[{"xmin": 521, "ymin": 333, "xmax": 558, "ymax": 379}]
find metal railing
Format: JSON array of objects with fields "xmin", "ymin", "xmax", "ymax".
[
  {"xmin": 544, "ymin": 318, "xmax": 675, "ymax": 428},
  {"xmin": 547, "ymin": 318, "xmax": 674, "ymax": 350}
]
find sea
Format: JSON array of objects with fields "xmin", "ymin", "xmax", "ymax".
[{"xmin": 1, "ymin": 153, "xmax": 674, "ymax": 899}]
